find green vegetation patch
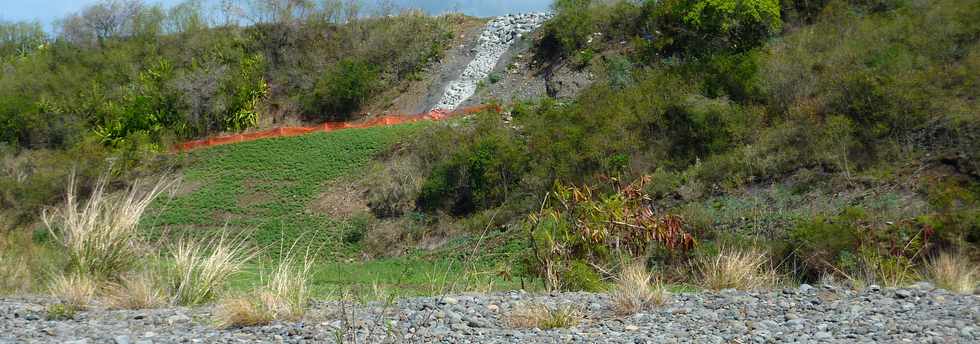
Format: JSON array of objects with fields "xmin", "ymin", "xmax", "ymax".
[{"xmin": 144, "ymin": 124, "xmax": 423, "ymax": 257}]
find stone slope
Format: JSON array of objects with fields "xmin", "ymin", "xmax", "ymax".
[{"xmin": 432, "ymin": 12, "xmax": 552, "ymax": 110}]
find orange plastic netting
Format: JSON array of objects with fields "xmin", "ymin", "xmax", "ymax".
[{"xmin": 174, "ymin": 105, "xmax": 496, "ymax": 152}]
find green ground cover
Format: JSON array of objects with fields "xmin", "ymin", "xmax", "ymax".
[
  {"xmin": 145, "ymin": 124, "xmax": 423, "ymax": 253},
  {"xmin": 142, "ymin": 123, "xmax": 534, "ymax": 298}
]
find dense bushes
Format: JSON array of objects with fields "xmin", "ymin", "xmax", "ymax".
[
  {"xmin": 650, "ymin": 0, "xmax": 782, "ymax": 56},
  {"xmin": 0, "ymin": 21, "xmax": 45, "ymax": 59},
  {"xmin": 416, "ymin": 113, "xmax": 529, "ymax": 215},
  {"xmin": 525, "ymin": 178, "xmax": 695, "ymax": 291},
  {"xmin": 362, "ymin": 0, "xmax": 980, "ymax": 288},
  {"xmin": 305, "ymin": 59, "xmax": 380, "ymax": 121},
  {"xmin": 0, "ymin": 0, "xmax": 458, "ymax": 152},
  {"xmin": 541, "ymin": 0, "xmax": 781, "ymax": 59}
]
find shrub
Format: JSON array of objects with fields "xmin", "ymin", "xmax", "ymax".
[
  {"xmin": 926, "ymin": 252, "xmax": 977, "ymax": 294},
  {"xmin": 604, "ymin": 55, "xmax": 634, "ymax": 90},
  {"xmin": 528, "ymin": 177, "xmax": 696, "ymax": 291},
  {"xmin": 488, "ymin": 73, "xmax": 502, "ymax": 84},
  {"xmin": 696, "ymin": 246, "xmax": 779, "ymax": 290},
  {"xmin": 541, "ymin": 0, "xmax": 597, "ymax": 56},
  {"xmin": 611, "ymin": 262, "xmax": 669, "ymax": 315},
  {"xmin": 505, "ymin": 303, "xmax": 583, "ymax": 329},
  {"xmin": 305, "ymin": 58, "xmax": 380, "ymax": 121},
  {"xmin": 417, "ymin": 113, "xmax": 528, "ymax": 215},
  {"xmin": 563, "ymin": 260, "xmax": 605, "ymax": 292},
  {"xmin": 363, "ymin": 154, "xmax": 426, "ymax": 218},
  {"xmin": 696, "ymin": 52, "xmax": 764, "ymax": 102},
  {"xmin": 790, "ymin": 209, "xmax": 933, "ymax": 285}
]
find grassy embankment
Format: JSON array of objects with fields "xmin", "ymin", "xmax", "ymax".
[{"xmin": 142, "ymin": 122, "xmax": 529, "ymax": 299}]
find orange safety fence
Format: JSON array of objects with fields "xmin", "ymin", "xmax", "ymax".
[{"xmin": 173, "ymin": 105, "xmax": 499, "ymax": 152}]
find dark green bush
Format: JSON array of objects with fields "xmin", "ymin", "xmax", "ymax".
[
  {"xmin": 643, "ymin": 0, "xmax": 783, "ymax": 56},
  {"xmin": 562, "ymin": 260, "xmax": 605, "ymax": 291},
  {"xmin": 305, "ymin": 58, "xmax": 380, "ymax": 121},
  {"xmin": 696, "ymin": 52, "xmax": 764, "ymax": 102},
  {"xmin": 417, "ymin": 113, "xmax": 529, "ymax": 215}
]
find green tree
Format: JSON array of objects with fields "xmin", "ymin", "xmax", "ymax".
[{"xmin": 647, "ymin": 0, "xmax": 782, "ymax": 55}]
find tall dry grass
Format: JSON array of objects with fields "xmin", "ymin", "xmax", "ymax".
[
  {"xmin": 611, "ymin": 262, "xmax": 669, "ymax": 315},
  {"xmin": 49, "ymin": 273, "xmax": 98, "ymax": 309},
  {"xmin": 104, "ymin": 271, "xmax": 167, "ymax": 310},
  {"xmin": 171, "ymin": 233, "xmax": 257, "ymax": 306},
  {"xmin": 927, "ymin": 252, "xmax": 977, "ymax": 294},
  {"xmin": 258, "ymin": 255, "xmax": 314, "ymax": 320},
  {"xmin": 697, "ymin": 246, "xmax": 780, "ymax": 291},
  {"xmin": 42, "ymin": 173, "xmax": 175, "ymax": 279},
  {"xmin": 214, "ymin": 255, "xmax": 314, "ymax": 328},
  {"xmin": 0, "ymin": 231, "xmax": 49, "ymax": 294}
]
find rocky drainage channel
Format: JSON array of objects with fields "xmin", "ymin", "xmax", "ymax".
[
  {"xmin": 2, "ymin": 283, "xmax": 978, "ymax": 343},
  {"xmin": 433, "ymin": 12, "xmax": 552, "ymax": 111}
]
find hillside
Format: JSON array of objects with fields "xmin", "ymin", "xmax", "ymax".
[{"xmin": 1, "ymin": 0, "xmax": 979, "ymax": 342}]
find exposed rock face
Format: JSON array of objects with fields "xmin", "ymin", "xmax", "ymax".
[{"xmin": 433, "ymin": 12, "xmax": 552, "ymax": 111}]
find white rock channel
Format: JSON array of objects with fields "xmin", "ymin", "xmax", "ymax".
[{"xmin": 433, "ymin": 12, "xmax": 552, "ymax": 111}]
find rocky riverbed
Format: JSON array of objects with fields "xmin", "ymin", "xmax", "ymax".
[{"xmin": 2, "ymin": 284, "xmax": 977, "ymax": 343}]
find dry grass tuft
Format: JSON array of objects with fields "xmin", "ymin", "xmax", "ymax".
[
  {"xmin": 505, "ymin": 303, "xmax": 582, "ymax": 329},
  {"xmin": 104, "ymin": 271, "xmax": 167, "ymax": 310},
  {"xmin": 49, "ymin": 274, "xmax": 98, "ymax": 309},
  {"xmin": 0, "ymin": 232, "xmax": 44, "ymax": 294},
  {"xmin": 214, "ymin": 295, "xmax": 274, "ymax": 329},
  {"xmin": 260, "ymin": 256, "xmax": 314, "ymax": 320},
  {"xmin": 213, "ymin": 255, "xmax": 313, "ymax": 328},
  {"xmin": 697, "ymin": 246, "xmax": 779, "ymax": 291},
  {"xmin": 43, "ymin": 173, "xmax": 175, "ymax": 279},
  {"xmin": 171, "ymin": 233, "xmax": 256, "ymax": 306},
  {"xmin": 611, "ymin": 263, "xmax": 669, "ymax": 315},
  {"xmin": 927, "ymin": 252, "xmax": 977, "ymax": 294}
]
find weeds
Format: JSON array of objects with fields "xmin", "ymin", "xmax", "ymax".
[
  {"xmin": 611, "ymin": 263, "xmax": 669, "ymax": 315},
  {"xmin": 697, "ymin": 246, "xmax": 779, "ymax": 290},
  {"xmin": 45, "ymin": 303, "xmax": 81, "ymax": 321}
]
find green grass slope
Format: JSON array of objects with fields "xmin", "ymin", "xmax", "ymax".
[
  {"xmin": 143, "ymin": 123, "xmax": 530, "ymax": 297},
  {"xmin": 145, "ymin": 124, "xmax": 422, "ymax": 256}
]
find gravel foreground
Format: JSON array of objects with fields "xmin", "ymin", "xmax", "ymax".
[{"xmin": 2, "ymin": 284, "xmax": 977, "ymax": 344}]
